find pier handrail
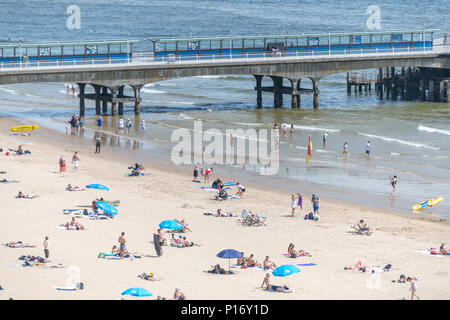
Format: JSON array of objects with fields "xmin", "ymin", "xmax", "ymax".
[{"xmin": 1, "ymin": 44, "xmax": 449, "ymax": 73}]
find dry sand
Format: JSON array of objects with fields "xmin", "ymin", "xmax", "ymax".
[{"xmin": 0, "ymin": 117, "xmax": 449, "ymax": 300}]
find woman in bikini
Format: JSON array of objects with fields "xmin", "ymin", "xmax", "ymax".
[
  {"xmin": 261, "ymin": 273, "xmax": 291, "ymax": 293},
  {"xmin": 288, "ymin": 243, "xmax": 311, "ymax": 257}
]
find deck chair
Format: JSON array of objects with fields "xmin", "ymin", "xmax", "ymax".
[{"xmin": 239, "ymin": 209, "xmax": 252, "ymax": 225}]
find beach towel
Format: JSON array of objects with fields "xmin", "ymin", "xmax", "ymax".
[
  {"xmin": 283, "ymin": 253, "xmax": 308, "ymax": 258},
  {"xmin": 297, "ymin": 263, "xmax": 317, "ymax": 266},
  {"xmin": 54, "ymin": 286, "xmax": 77, "ymax": 291},
  {"xmin": 416, "ymin": 250, "xmax": 447, "ymax": 257}
]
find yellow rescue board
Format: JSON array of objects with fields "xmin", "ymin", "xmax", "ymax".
[
  {"xmin": 9, "ymin": 125, "xmax": 39, "ymax": 132},
  {"xmin": 412, "ymin": 197, "xmax": 444, "ymax": 211}
]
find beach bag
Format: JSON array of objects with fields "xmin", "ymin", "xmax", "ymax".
[
  {"xmin": 308, "ymin": 212, "xmax": 314, "ymax": 220},
  {"xmin": 76, "ymin": 282, "xmax": 84, "ymax": 290},
  {"xmin": 304, "ymin": 214, "xmax": 309, "ymax": 220}
]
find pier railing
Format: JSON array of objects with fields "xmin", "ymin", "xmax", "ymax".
[{"xmin": 1, "ymin": 44, "xmax": 449, "ymax": 72}]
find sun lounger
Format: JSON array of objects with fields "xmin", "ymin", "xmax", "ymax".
[{"xmin": 63, "ymin": 209, "xmax": 113, "ymax": 220}]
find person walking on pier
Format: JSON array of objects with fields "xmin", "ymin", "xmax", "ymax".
[{"xmin": 95, "ymin": 135, "xmax": 102, "ymax": 154}]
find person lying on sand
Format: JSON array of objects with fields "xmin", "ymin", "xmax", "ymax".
[
  {"xmin": 16, "ymin": 191, "xmax": 39, "ymax": 199},
  {"xmin": 287, "ymin": 243, "xmax": 311, "ymax": 257},
  {"xmin": 138, "ymin": 272, "xmax": 161, "ymax": 281},
  {"xmin": 181, "ymin": 236, "xmax": 201, "ymax": 247},
  {"xmin": 65, "ymin": 184, "xmax": 86, "ymax": 191},
  {"xmin": 207, "ymin": 264, "xmax": 233, "ymax": 275},
  {"xmin": 171, "ymin": 234, "xmax": 182, "ymax": 247},
  {"xmin": 261, "ymin": 273, "xmax": 292, "ymax": 293},
  {"xmin": 213, "ymin": 208, "xmax": 236, "ymax": 217},
  {"xmin": 246, "ymin": 254, "xmax": 261, "ymax": 267},
  {"xmin": 263, "ymin": 256, "xmax": 277, "ymax": 270},
  {"xmin": 344, "ymin": 261, "xmax": 367, "ymax": 271},
  {"xmin": 64, "ymin": 217, "xmax": 85, "ymax": 230},
  {"xmin": 0, "ymin": 179, "xmax": 19, "ymax": 183},
  {"xmin": 175, "ymin": 219, "xmax": 192, "ymax": 232},
  {"xmin": 111, "ymin": 245, "xmax": 119, "ymax": 254},
  {"xmin": 3, "ymin": 241, "xmax": 35, "ymax": 248},
  {"xmin": 352, "ymin": 219, "xmax": 372, "ymax": 234}
]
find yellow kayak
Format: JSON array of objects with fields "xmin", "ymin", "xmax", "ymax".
[
  {"xmin": 10, "ymin": 125, "xmax": 39, "ymax": 132},
  {"xmin": 412, "ymin": 197, "xmax": 444, "ymax": 211}
]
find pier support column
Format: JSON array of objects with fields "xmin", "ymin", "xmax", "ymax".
[
  {"xmin": 93, "ymin": 85, "xmax": 101, "ymax": 115},
  {"xmin": 346, "ymin": 73, "xmax": 351, "ymax": 95},
  {"xmin": 420, "ymin": 80, "xmax": 426, "ymax": 101},
  {"xmin": 102, "ymin": 87, "xmax": 108, "ymax": 114},
  {"xmin": 378, "ymin": 68, "xmax": 383, "ymax": 99},
  {"xmin": 313, "ymin": 79, "xmax": 320, "ymax": 109},
  {"xmin": 289, "ymin": 78, "xmax": 300, "ymax": 108},
  {"xmin": 254, "ymin": 75, "xmax": 263, "ymax": 108},
  {"xmin": 111, "ymin": 87, "xmax": 118, "ymax": 116},
  {"xmin": 77, "ymin": 83, "xmax": 86, "ymax": 117},
  {"xmin": 271, "ymin": 76, "xmax": 283, "ymax": 108},
  {"xmin": 439, "ymin": 81, "xmax": 445, "ymax": 102},
  {"xmin": 118, "ymin": 86, "xmax": 124, "ymax": 115},
  {"xmin": 428, "ymin": 80, "xmax": 434, "ymax": 102},
  {"xmin": 447, "ymin": 82, "xmax": 450, "ymax": 103},
  {"xmin": 133, "ymin": 85, "xmax": 143, "ymax": 115}
]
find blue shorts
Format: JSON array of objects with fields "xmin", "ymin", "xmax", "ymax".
[{"xmin": 313, "ymin": 205, "xmax": 319, "ymax": 211}]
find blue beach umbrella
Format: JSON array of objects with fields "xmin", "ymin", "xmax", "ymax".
[
  {"xmin": 217, "ymin": 249, "xmax": 243, "ymax": 271},
  {"xmin": 96, "ymin": 201, "xmax": 118, "ymax": 215},
  {"xmin": 159, "ymin": 220, "xmax": 183, "ymax": 230},
  {"xmin": 86, "ymin": 184, "xmax": 110, "ymax": 191},
  {"xmin": 121, "ymin": 287, "xmax": 152, "ymax": 297},
  {"xmin": 272, "ymin": 264, "xmax": 300, "ymax": 277}
]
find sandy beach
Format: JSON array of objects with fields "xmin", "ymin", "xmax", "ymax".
[{"xmin": 0, "ymin": 117, "xmax": 449, "ymax": 300}]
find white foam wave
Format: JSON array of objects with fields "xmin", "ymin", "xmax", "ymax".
[
  {"xmin": 282, "ymin": 123, "xmax": 340, "ymax": 133},
  {"xmin": 358, "ymin": 132, "xmax": 439, "ymax": 150},
  {"xmin": 141, "ymin": 88, "xmax": 166, "ymax": 94},
  {"xmin": 0, "ymin": 87, "xmax": 19, "ymax": 95},
  {"xmin": 418, "ymin": 125, "xmax": 450, "ymax": 136}
]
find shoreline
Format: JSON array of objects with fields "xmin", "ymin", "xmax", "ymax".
[{"xmin": 1, "ymin": 116, "xmax": 450, "ymax": 300}]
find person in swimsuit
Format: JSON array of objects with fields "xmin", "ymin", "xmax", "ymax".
[
  {"xmin": 72, "ymin": 152, "xmax": 80, "ymax": 172},
  {"xmin": 59, "ymin": 156, "xmax": 66, "ymax": 173},
  {"xmin": 118, "ymin": 232, "xmax": 128, "ymax": 258},
  {"xmin": 237, "ymin": 252, "xmax": 246, "ymax": 266},
  {"xmin": 282, "ymin": 125, "xmax": 287, "ymax": 137},
  {"xmin": 323, "ymin": 132, "xmax": 328, "ymax": 147},
  {"xmin": 311, "ymin": 194, "xmax": 319, "ymax": 216},
  {"xmin": 288, "ymin": 243, "xmax": 311, "ymax": 257},
  {"xmin": 174, "ymin": 287, "xmax": 186, "ymax": 300},
  {"xmin": 263, "ymin": 256, "xmax": 277, "ymax": 270},
  {"xmin": 391, "ymin": 176, "xmax": 398, "ymax": 193},
  {"xmin": 246, "ymin": 254, "xmax": 261, "ymax": 267},
  {"xmin": 261, "ymin": 273, "xmax": 291, "ymax": 293},
  {"xmin": 365, "ymin": 141, "xmax": 371, "ymax": 158},
  {"xmin": 408, "ymin": 278, "xmax": 419, "ymax": 300},
  {"xmin": 181, "ymin": 236, "xmax": 201, "ymax": 247},
  {"xmin": 204, "ymin": 167, "xmax": 213, "ymax": 183},
  {"xmin": 343, "ymin": 142, "xmax": 348, "ymax": 157},
  {"xmin": 273, "ymin": 124, "xmax": 280, "ymax": 150},
  {"xmin": 193, "ymin": 162, "xmax": 202, "ymax": 182},
  {"xmin": 236, "ymin": 182, "xmax": 245, "ymax": 199},
  {"xmin": 290, "ymin": 124, "xmax": 295, "ymax": 137},
  {"xmin": 439, "ymin": 243, "xmax": 448, "ymax": 255}
]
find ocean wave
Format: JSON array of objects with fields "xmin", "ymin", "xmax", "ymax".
[
  {"xmin": 141, "ymin": 88, "xmax": 166, "ymax": 94},
  {"xmin": 194, "ymin": 75, "xmax": 251, "ymax": 81},
  {"xmin": 358, "ymin": 132, "xmax": 440, "ymax": 150},
  {"xmin": 0, "ymin": 87, "xmax": 19, "ymax": 95},
  {"xmin": 282, "ymin": 123, "xmax": 340, "ymax": 133},
  {"xmin": 418, "ymin": 125, "xmax": 450, "ymax": 136}
]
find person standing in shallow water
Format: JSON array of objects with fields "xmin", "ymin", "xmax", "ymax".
[
  {"xmin": 95, "ymin": 135, "xmax": 102, "ymax": 154},
  {"xmin": 365, "ymin": 141, "xmax": 371, "ymax": 159},
  {"xmin": 391, "ymin": 175, "xmax": 398, "ymax": 193}
]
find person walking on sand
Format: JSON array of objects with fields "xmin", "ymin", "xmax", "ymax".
[
  {"xmin": 118, "ymin": 232, "xmax": 128, "ymax": 258},
  {"xmin": 97, "ymin": 116, "xmax": 102, "ymax": 129},
  {"xmin": 408, "ymin": 278, "xmax": 419, "ymax": 300},
  {"xmin": 118, "ymin": 117, "xmax": 124, "ymax": 131},
  {"xmin": 193, "ymin": 162, "xmax": 202, "ymax": 182},
  {"xmin": 290, "ymin": 124, "xmax": 295, "ymax": 137},
  {"xmin": 390, "ymin": 175, "xmax": 398, "ymax": 193},
  {"xmin": 282, "ymin": 125, "xmax": 287, "ymax": 137},
  {"xmin": 72, "ymin": 152, "xmax": 80, "ymax": 171},
  {"xmin": 43, "ymin": 236, "xmax": 49, "ymax": 263},
  {"xmin": 59, "ymin": 156, "xmax": 66, "ymax": 173},
  {"xmin": 273, "ymin": 124, "xmax": 280, "ymax": 150},
  {"xmin": 311, "ymin": 194, "xmax": 319, "ymax": 217},
  {"xmin": 126, "ymin": 119, "xmax": 132, "ymax": 133},
  {"xmin": 140, "ymin": 120, "xmax": 147, "ymax": 131},
  {"xmin": 204, "ymin": 167, "xmax": 213, "ymax": 183},
  {"xmin": 95, "ymin": 135, "xmax": 102, "ymax": 154}
]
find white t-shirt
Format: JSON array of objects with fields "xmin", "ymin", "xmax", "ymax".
[{"xmin": 118, "ymin": 119, "xmax": 124, "ymax": 128}]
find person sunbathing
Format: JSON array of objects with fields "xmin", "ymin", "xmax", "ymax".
[
  {"xmin": 440, "ymin": 243, "xmax": 448, "ymax": 255},
  {"xmin": 65, "ymin": 217, "xmax": 85, "ymax": 230},
  {"xmin": 65, "ymin": 184, "xmax": 86, "ymax": 191},
  {"xmin": 246, "ymin": 254, "xmax": 261, "ymax": 267},
  {"xmin": 353, "ymin": 219, "xmax": 372, "ymax": 234},
  {"xmin": 261, "ymin": 273, "xmax": 292, "ymax": 293},
  {"xmin": 181, "ymin": 236, "xmax": 201, "ymax": 247},
  {"xmin": 138, "ymin": 272, "xmax": 160, "ymax": 281},
  {"xmin": 16, "ymin": 191, "xmax": 39, "ymax": 199},
  {"xmin": 3, "ymin": 241, "xmax": 35, "ymax": 248},
  {"xmin": 237, "ymin": 252, "xmax": 246, "ymax": 266},
  {"xmin": 170, "ymin": 234, "xmax": 181, "ymax": 247},
  {"xmin": 176, "ymin": 219, "xmax": 192, "ymax": 232},
  {"xmin": 263, "ymin": 256, "xmax": 277, "ymax": 270},
  {"xmin": 287, "ymin": 243, "xmax": 311, "ymax": 257},
  {"xmin": 214, "ymin": 209, "xmax": 236, "ymax": 217},
  {"xmin": 344, "ymin": 261, "xmax": 367, "ymax": 271},
  {"xmin": 249, "ymin": 211, "xmax": 267, "ymax": 226},
  {"xmin": 111, "ymin": 245, "xmax": 119, "ymax": 254},
  {"xmin": 208, "ymin": 264, "xmax": 232, "ymax": 275}
]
